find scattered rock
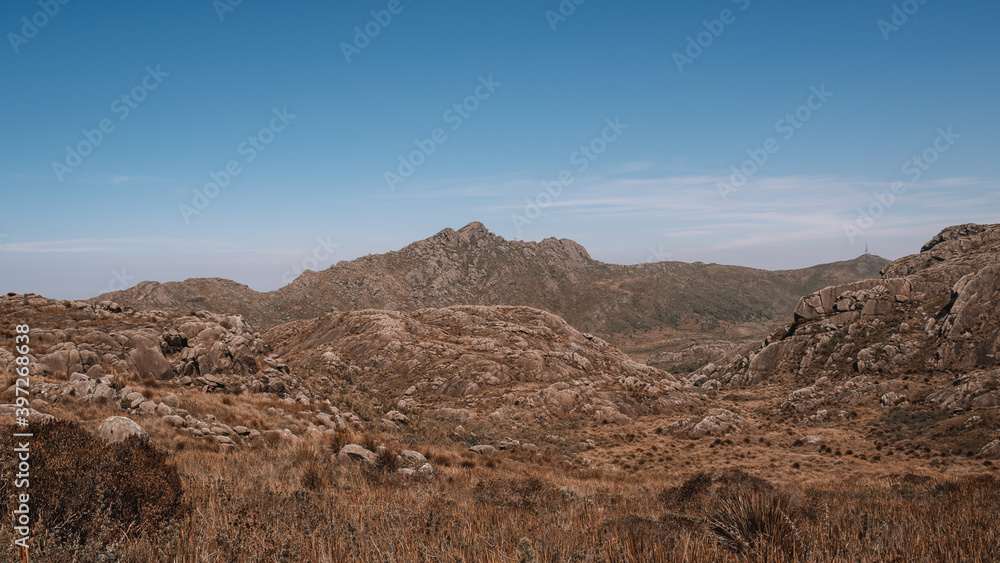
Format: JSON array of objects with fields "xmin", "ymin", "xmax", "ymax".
[
  {"xmin": 0, "ymin": 405, "xmax": 54, "ymax": 424},
  {"xmin": 469, "ymin": 445, "xmax": 498, "ymax": 456},
  {"xmin": 338, "ymin": 444, "xmax": 376, "ymax": 465},
  {"xmin": 162, "ymin": 415, "xmax": 186, "ymax": 427},
  {"xmin": 398, "ymin": 450, "xmax": 428, "ymax": 468},
  {"xmin": 385, "ymin": 410, "xmax": 409, "ymax": 424},
  {"xmin": 880, "ymin": 392, "xmax": 907, "ymax": 407},
  {"xmin": 980, "ymin": 440, "xmax": 1000, "ymax": 459},
  {"xmin": 499, "ymin": 437, "xmax": 521, "ymax": 450},
  {"xmin": 96, "ymin": 416, "xmax": 147, "ymax": 443}
]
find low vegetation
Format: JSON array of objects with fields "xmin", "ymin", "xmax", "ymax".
[
  {"xmin": 0, "ymin": 421, "xmax": 184, "ymax": 562},
  {"xmin": 0, "ymin": 424, "xmax": 997, "ymax": 562}
]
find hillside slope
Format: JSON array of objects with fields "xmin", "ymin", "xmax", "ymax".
[{"xmin": 94, "ymin": 222, "xmax": 888, "ymax": 347}]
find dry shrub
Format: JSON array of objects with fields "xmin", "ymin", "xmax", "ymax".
[
  {"xmin": 474, "ymin": 475, "xmax": 557, "ymax": 512},
  {"xmin": 301, "ymin": 461, "xmax": 328, "ymax": 491},
  {"xmin": 330, "ymin": 427, "xmax": 354, "ymax": 453},
  {"xmin": 659, "ymin": 471, "xmax": 713, "ymax": 510},
  {"xmin": 372, "ymin": 445, "xmax": 401, "ymax": 474},
  {"xmin": 0, "ymin": 421, "xmax": 184, "ymax": 553},
  {"xmin": 362, "ymin": 433, "xmax": 381, "ymax": 453},
  {"xmin": 661, "ymin": 469, "xmax": 773, "ymax": 514},
  {"xmin": 263, "ymin": 431, "xmax": 284, "ymax": 447},
  {"xmin": 710, "ymin": 489, "xmax": 803, "ymax": 561},
  {"xmin": 426, "ymin": 448, "xmax": 457, "ymax": 467}
]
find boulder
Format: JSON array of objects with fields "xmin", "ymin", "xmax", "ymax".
[
  {"xmin": 96, "ymin": 416, "xmax": 147, "ymax": 443},
  {"xmin": 123, "ymin": 333, "xmax": 175, "ymax": 380},
  {"xmin": 499, "ymin": 437, "xmax": 521, "ymax": 450},
  {"xmin": 880, "ymin": 392, "xmax": 906, "ymax": 407},
  {"xmin": 469, "ymin": 445, "xmax": 498, "ymax": 456},
  {"xmin": 162, "ymin": 415, "xmax": 186, "ymax": 427},
  {"xmin": 398, "ymin": 450, "xmax": 427, "ymax": 468},
  {"xmin": 337, "ymin": 444, "xmax": 376, "ymax": 465},
  {"xmin": 38, "ymin": 349, "xmax": 83, "ymax": 378},
  {"xmin": 124, "ymin": 392, "xmax": 145, "ymax": 409},
  {"xmin": 689, "ymin": 409, "xmax": 748, "ymax": 438},
  {"xmin": 92, "ymin": 383, "xmax": 116, "ymax": 403},
  {"xmin": 385, "ymin": 410, "xmax": 409, "ymax": 424},
  {"xmin": 980, "ymin": 440, "xmax": 1000, "ymax": 459}
]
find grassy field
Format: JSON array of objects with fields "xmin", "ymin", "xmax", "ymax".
[{"xmin": 1, "ymin": 418, "xmax": 998, "ymax": 563}]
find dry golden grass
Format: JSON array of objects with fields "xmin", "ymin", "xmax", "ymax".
[{"xmin": 1, "ymin": 426, "xmax": 997, "ymax": 562}]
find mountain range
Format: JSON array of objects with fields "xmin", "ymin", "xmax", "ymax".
[{"xmin": 95, "ymin": 222, "xmax": 889, "ymax": 355}]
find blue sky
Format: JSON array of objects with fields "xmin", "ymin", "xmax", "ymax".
[{"xmin": 1, "ymin": 0, "xmax": 998, "ymax": 299}]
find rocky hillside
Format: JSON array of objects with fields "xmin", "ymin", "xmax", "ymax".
[
  {"xmin": 694, "ymin": 223, "xmax": 1000, "ymax": 389},
  {"xmin": 94, "ymin": 222, "xmax": 888, "ymax": 349},
  {"xmin": 266, "ymin": 305, "xmax": 695, "ymax": 426},
  {"xmin": 2, "ymin": 225, "xmax": 998, "ymax": 496},
  {"xmin": 671, "ymin": 224, "xmax": 1000, "ymax": 459},
  {"xmin": 0, "ymin": 294, "xmax": 700, "ymax": 443}
]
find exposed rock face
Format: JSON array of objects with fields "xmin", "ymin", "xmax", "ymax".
[
  {"xmin": 270, "ymin": 306, "xmax": 671, "ymax": 390},
  {"xmin": 647, "ymin": 341, "xmax": 742, "ymax": 374},
  {"xmin": 96, "ymin": 416, "xmax": 147, "ymax": 443},
  {"xmin": 701, "ymin": 223, "xmax": 1000, "ymax": 396},
  {"xmin": 93, "ymin": 223, "xmax": 887, "ymax": 344},
  {"xmin": 981, "ymin": 439, "xmax": 1000, "ymax": 459},
  {"xmin": 123, "ymin": 333, "xmax": 174, "ymax": 380},
  {"xmin": 664, "ymin": 408, "xmax": 752, "ymax": 438},
  {"xmin": 926, "ymin": 371, "xmax": 1000, "ymax": 410},
  {"xmin": 0, "ymin": 296, "xmax": 269, "ymax": 386},
  {"xmin": 266, "ymin": 305, "xmax": 687, "ymax": 424}
]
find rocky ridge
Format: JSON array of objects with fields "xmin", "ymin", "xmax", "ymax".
[
  {"xmin": 266, "ymin": 305, "xmax": 699, "ymax": 426},
  {"xmin": 679, "ymin": 224, "xmax": 1000, "ymax": 457},
  {"xmin": 94, "ymin": 222, "xmax": 889, "ymax": 351},
  {"xmin": 696, "ymin": 223, "xmax": 1000, "ymax": 389}
]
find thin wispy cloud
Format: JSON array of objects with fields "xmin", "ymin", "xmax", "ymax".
[{"xmin": 0, "ymin": 238, "xmax": 307, "ymax": 254}]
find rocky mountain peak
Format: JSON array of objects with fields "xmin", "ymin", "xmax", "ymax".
[
  {"xmin": 426, "ymin": 221, "xmax": 498, "ymax": 248},
  {"xmin": 457, "ymin": 221, "xmax": 490, "ymax": 236},
  {"xmin": 92, "ymin": 223, "xmax": 890, "ymax": 347}
]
